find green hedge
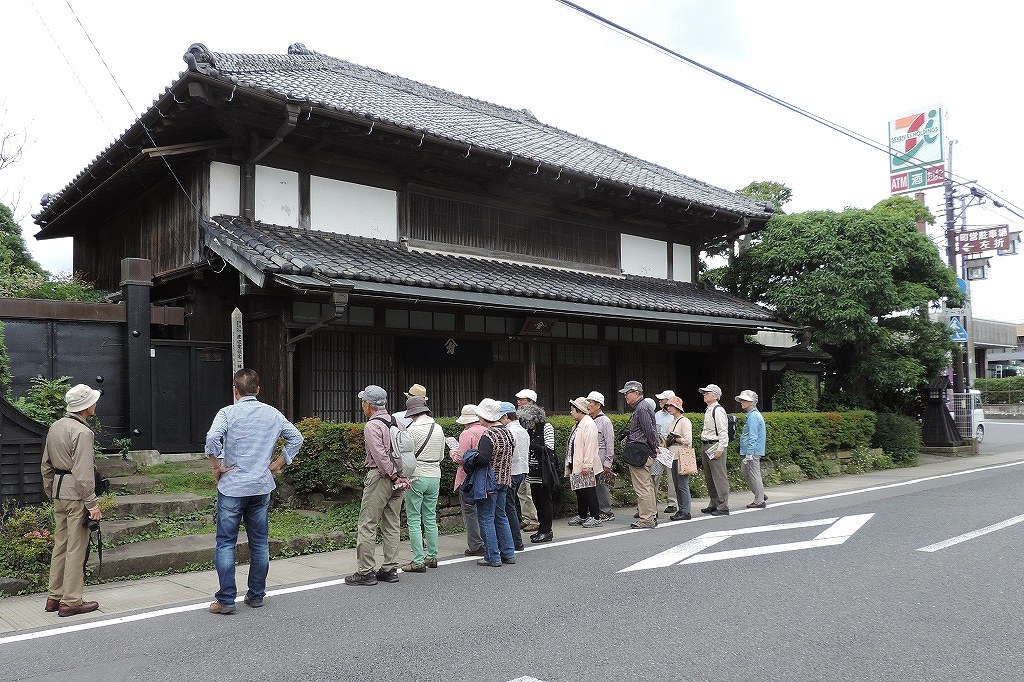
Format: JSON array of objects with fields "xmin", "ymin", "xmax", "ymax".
[
  {"xmin": 975, "ymin": 376, "xmax": 1024, "ymax": 404},
  {"xmin": 871, "ymin": 413, "xmax": 921, "ymax": 467},
  {"xmin": 283, "ymin": 409, "xmax": 881, "ymax": 507}
]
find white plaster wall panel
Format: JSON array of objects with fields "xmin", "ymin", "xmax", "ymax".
[
  {"xmin": 620, "ymin": 233, "xmax": 667, "ymax": 279},
  {"xmin": 310, "ymin": 175, "xmax": 398, "ymax": 241},
  {"xmin": 255, "ymin": 165, "xmax": 299, "ymax": 227},
  {"xmin": 672, "ymin": 243, "xmax": 693, "ymax": 283},
  {"xmin": 209, "ymin": 162, "xmax": 240, "ymax": 217}
]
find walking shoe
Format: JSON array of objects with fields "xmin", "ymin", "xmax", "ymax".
[
  {"xmin": 401, "ymin": 561, "xmax": 427, "ymax": 573},
  {"xmin": 376, "ymin": 568, "xmax": 400, "ymax": 583},
  {"xmin": 746, "ymin": 502, "xmax": 766, "ymax": 509},
  {"xmin": 581, "ymin": 517, "xmax": 603, "ymax": 528},
  {"xmin": 514, "ymin": 544, "xmax": 525, "ymax": 551},
  {"xmin": 464, "ymin": 548, "xmax": 485, "ymax": 556},
  {"xmin": 530, "ymin": 532, "xmax": 554, "ymax": 543},
  {"xmin": 344, "ymin": 571, "xmax": 378, "ymax": 586},
  {"xmin": 664, "ymin": 505, "xmax": 678, "ymax": 514},
  {"xmin": 710, "ymin": 509, "xmax": 731, "ymax": 516},
  {"xmin": 523, "ymin": 523, "xmax": 540, "ymax": 532},
  {"xmin": 764, "ymin": 495, "xmax": 768, "ymax": 502},
  {"xmin": 567, "ymin": 515, "xmax": 585, "ymax": 525},
  {"xmin": 58, "ymin": 601, "xmax": 100, "ymax": 617},
  {"xmin": 501, "ymin": 556, "xmax": 516, "ymax": 564},
  {"xmin": 629, "ymin": 520, "xmax": 656, "ymax": 529},
  {"xmin": 207, "ymin": 602, "xmax": 235, "ymax": 615},
  {"xmin": 633, "ymin": 511, "xmax": 641, "ymax": 519},
  {"xmin": 243, "ymin": 594, "xmax": 263, "ymax": 608},
  {"xmin": 670, "ymin": 511, "xmax": 691, "ymax": 521},
  {"xmin": 700, "ymin": 506, "xmax": 717, "ymax": 514},
  {"xmin": 476, "ymin": 558, "xmax": 502, "ymax": 567},
  {"xmin": 598, "ymin": 512, "xmax": 615, "ymax": 521},
  {"xmin": 424, "ymin": 557, "xmax": 438, "ymax": 568},
  {"xmin": 45, "ymin": 598, "xmax": 60, "ymax": 613}
]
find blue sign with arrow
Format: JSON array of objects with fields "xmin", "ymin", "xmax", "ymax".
[{"xmin": 948, "ymin": 317, "xmax": 968, "ymax": 343}]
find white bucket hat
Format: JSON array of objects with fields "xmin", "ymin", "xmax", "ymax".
[
  {"xmin": 655, "ymin": 389, "xmax": 676, "ymax": 400},
  {"xmin": 474, "ymin": 398, "xmax": 504, "ymax": 423},
  {"xmin": 735, "ymin": 389, "xmax": 759, "ymax": 403},
  {"xmin": 65, "ymin": 384, "xmax": 101, "ymax": 412},
  {"xmin": 698, "ymin": 384, "xmax": 723, "ymax": 398},
  {"xmin": 585, "ymin": 391, "xmax": 605, "ymax": 406},
  {"xmin": 515, "ymin": 389, "xmax": 538, "ymax": 403},
  {"xmin": 456, "ymin": 404, "xmax": 479, "ymax": 425}
]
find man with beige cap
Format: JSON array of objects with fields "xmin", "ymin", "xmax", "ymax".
[
  {"xmin": 736, "ymin": 389, "xmax": 767, "ymax": 509},
  {"xmin": 698, "ymin": 383, "xmax": 731, "ymax": 516},
  {"xmin": 40, "ymin": 383, "xmax": 103, "ymax": 617}
]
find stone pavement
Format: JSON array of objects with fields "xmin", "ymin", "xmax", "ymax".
[{"xmin": 2, "ymin": 450, "xmax": 1021, "ymax": 635}]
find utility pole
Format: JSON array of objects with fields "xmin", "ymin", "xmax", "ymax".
[{"xmin": 943, "ymin": 140, "xmax": 965, "ymax": 393}]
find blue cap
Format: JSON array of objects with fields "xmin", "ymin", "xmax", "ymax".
[{"xmin": 499, "ymin": 401, "xmax": 517, "ymax": 415}]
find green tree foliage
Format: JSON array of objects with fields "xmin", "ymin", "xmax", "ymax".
[
  {"xmin": 10, "ymin": 376, "xmax": 72, "ymax": 425},
  {"xmin": 721, "ymin": 195, "xmax": 960, "ymax": 414},
  {"xmin": 0, "ymin": 201, "xmax": 105, "ymax": 301},
  {"xmin": 772, "ymin": 371, "xmax": 817, "ymax": 411},
  {"xmin": 0, "ymin": 321, "xmax": 10, "ymax": 395},
  {"xmin": 737, "ymin": 180, "xmax": 794, "ymax": 214}
]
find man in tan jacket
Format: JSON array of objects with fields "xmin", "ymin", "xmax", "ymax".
[{"xmin": 40, "ymin": 384, "xmax": 103, "ymax": 617}]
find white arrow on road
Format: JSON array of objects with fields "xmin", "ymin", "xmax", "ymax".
[{"xmin": 619, "ymin": 513, "xmax": 875, "ymax": 572}]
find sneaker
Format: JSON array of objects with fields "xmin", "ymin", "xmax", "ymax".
[
  {"xmin": 700, "ymin": 506, "xmax": 716, "ymax": 514},
  {"xmin": 581, "ymin": 517, "xmax": 603, "ymax": 528},
  {"xmin": 208, "ymin": 602, "xmax": 236, "ymax": 615},
  {"xmin": 523, "ymin": 524, "xmax": 540, "ymax": 532},
  {"xmin": 243, "ymin": 594, "xmax": 264, "ymax": 608},
  {"xmin": 530, "ymin": 532, "xmax": 554, "ymax": 543},
  {"xmin": 598, "ymin": 512, "xmax": 615, "ymax": 521},
  {"xmin": 344, "ymin": 571, "xmax": 378, "ymax": 586},
  {"xmin": 401, "ymin": 561, "xmax": 427, "ymax": 573},
  {"xmin": 476, "ymin": 558, "xmax": 502, "ymax": 567},
  {"xmin": 376, "ymin": 568, "xmax": 400, "ymax": 583},
  {"xmin": 514, "ymin": 544, "xmax": 525, "ymax": 551},
  {"xmin": 670, "ymin": 511, "xmax": 691, "ymax": 521},
  {"xmin": 710, "ymin": 509, "xmax": 730, "ymax": 516},
  {"xmin": 501, "ymin": 556, "xmax": 516, "ymax": 565},
  {"xmin": 629, "ymin": 520, "xmax": 656, "ymax": 529},
  {"xmin": 424, "ymin": 557, "xmax": 438, "ymax": 568},
  {"xmin": 746, "ymin": 501, "xmax": 766, "ymax": 509},
  {"xmin": 567, "ymin": 515, "xmax": 585, "ymax": 526},
  {"xmin": 464, "ymin": 548, "xmax": 485, "ymax": 556},
  {"xmin": 664, "ymin": 505, "xmax": 677, "ymax": 514}
]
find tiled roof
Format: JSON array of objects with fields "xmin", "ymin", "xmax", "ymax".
[
  {"xmin": 183, "ymin": 42, "xmax": 772, "ymax": 219},
  {"xmin": 204, "ymin": 216, "xmax": 778, "ymax": 323}
]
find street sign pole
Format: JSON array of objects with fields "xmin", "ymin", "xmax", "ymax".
[{"xmin": 944, "ymin": 140, "xmax": 964, "ymax": 392}]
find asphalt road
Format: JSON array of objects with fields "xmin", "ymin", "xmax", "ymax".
[
  {"xmin": 7, "ymin": 457, "xmax": 1024, "ymax": 682},
  {"xmin": 979, "ymin": 419, "xmax": 1024, "ymax": 454}
]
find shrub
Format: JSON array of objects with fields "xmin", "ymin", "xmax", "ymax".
[
  {"xmin": 772, "ymin": 371, "xmax": 817, "ymax": 412},
  {"xmin": 872, "ymin": 413, "xmax": 921, "ymax": 467},
  {"xmin": 11, "ymin": 375, "xmax": 72, "ymax": 425},
  {"xmin": 0, "ymin": 504, "xmax": 55, "ymax": 594},
  {"xmin": 975, "ymin": 376, "xmax": 1024, "ymax": 405}
]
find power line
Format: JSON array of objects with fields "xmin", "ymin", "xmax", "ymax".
[{"xmin": 554, "ymin": 1, "xmax": 1022, "ymax": 222}]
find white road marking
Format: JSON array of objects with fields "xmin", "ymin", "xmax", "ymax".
[
  {"xmin": 620, "ymin": 514, "xmax": 874, "ymax": 571},
  {"xmin": 916, "ymin": 513, "xmax": 1024, "ymax": 553},
  {"xmin": 3, "ymin": 459, "xmax": 1022, "ymax": 647},
  {"xmin": 507, "ymin": 677, "xmax": 546, "ymax": 682}
]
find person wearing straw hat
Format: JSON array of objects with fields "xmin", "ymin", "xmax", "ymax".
[
  {"xmin": 394, "ymin": 383, "xmax": 429, "ymax": 428},
  {"xmin": 736, "ymin": 389, "xmax": 768, "ymax": 509},
  {"xmin": 451, "ymin": 404, "xmax": 487, "ymax": 556},
  {"xmin": 396, "ymin": 396, "xmax": 445, "ymax": 573},
  {"xmin": 471, "ymin": 399, "xmax": 517, "ymax": 567},
  {"xmin": 663, "ymin": 395, "xmax": 694, "ymax": 521},
  {"xmin": 40, "ymin": 383, "xmax": 103, "ymax": 617},
  {"xmin": 586, "ymin": 391, "xmax": 616, "ymax": 521},
  {"xmin": 565, "ymin": 397, "xmax": 603, "ymax": 528}
]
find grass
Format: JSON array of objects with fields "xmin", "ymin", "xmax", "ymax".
[{"xmin": 138, "ymin": 462, "xmax": 218, "ymax": 497}]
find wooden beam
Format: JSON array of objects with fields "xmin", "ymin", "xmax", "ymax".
[{"xmin": 142, "ymin": 138, "xmax": 237, "ymax": 158}]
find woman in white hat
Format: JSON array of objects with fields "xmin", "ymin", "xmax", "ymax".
[
  {"xmin": 663, "ymin": 396, "xmax": 694, "ymax": 521},
  {"xmin": 565, "ymin": 397, "xmax": 602, "ymax": 528},
  {"xmin": 451, "ymin": 404, "xmax": 486, "ymax": 556},
  {"xmin": 471, "ymin": 398, "xmax": 517, "ymax": 567}
]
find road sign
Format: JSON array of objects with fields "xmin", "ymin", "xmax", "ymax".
[
  {"xmin": 948, "ymin": 317, "xmax": 968, "ymax": 343},
  {"xmin": 619, "ymin": 514, "xmax": 874, "ymax": 572},
  {"xmin": 956, "ymin": 225, "xmax": 1010, "ymax": 254}
]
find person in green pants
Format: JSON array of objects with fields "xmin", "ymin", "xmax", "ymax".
[{"xmin": 396, "ymin": 396, "xmax": 446, "ymax": 572}]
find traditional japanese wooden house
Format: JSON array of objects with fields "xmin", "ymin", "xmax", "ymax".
[{"xmin": 34, "ymin": 42, "xmax": 791, "ymax": 439}]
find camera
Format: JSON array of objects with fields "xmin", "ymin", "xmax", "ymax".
[{"xmin": 82, "ymin": 512, "xmax": 100, "ymax": 531}]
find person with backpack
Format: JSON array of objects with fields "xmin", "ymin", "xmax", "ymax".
[
  {"xmin": 345, "ymin": 385, "xmax": 410, "ymax": 586},
  {"xmin": 394, "ymin": 396, "xmax": 445, "ymax": 573},
  {"xmin": 519, "ymin": 403, "xmax": 556, "ymax": 543},
  {"xmin": 698, "ymin": 383, "xmax": 731, "ymax": 516},
  {"xmin": 736, "ymin": 389, "xmax": 768, "ymax": 509},
  {"xmin": 40, "ymin": 384, "xmax": 103, "ymax": 617}
]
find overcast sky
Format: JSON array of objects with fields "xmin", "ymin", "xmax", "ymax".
[{"xmin": 2, "ymin": 0, "xmax": 1022, "ymax": 322}]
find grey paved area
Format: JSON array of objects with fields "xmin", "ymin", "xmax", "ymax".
[{"xmin": 2, "ymin": 446, "xmax": 1020, "ymax": 635}]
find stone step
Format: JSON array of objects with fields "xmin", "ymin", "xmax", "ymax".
[
  {"xmin": 95, "ymin": 457, "xmax": 139, "ymax": 478},
  {"xmin": 107, "ymin": 475, "xmax": 163, "ymax": 495},
  {"xmin": 111, "ymin": 493, "xmax": 214, "ymax": 518},
  {"xmin": 89, "ymin": 533, "xmax": 286, "ymax": 579},
  {"xmin": 102, "ymin": 518, "xmax": 160, "ymax": 545}
]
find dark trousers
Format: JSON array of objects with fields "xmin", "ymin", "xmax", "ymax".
[
  {"xmin": 504, "ymin": 474, "xmax": 526, "ymax": 547},
  {"xmin": 531, "ymin": 482, "xmax": 553, "ymax": 533},
  {"xmin": 575, "ymin": 486, "xmax": 600, "ymax": 520}
]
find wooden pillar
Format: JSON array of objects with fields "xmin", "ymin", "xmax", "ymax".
[
  {"xmin": 524, "ymin": 339, "xmax": 537, "ymax": 390},
  {"xmin": 121, "ymin": 258, "xmax": 153, "ymax": 450}
]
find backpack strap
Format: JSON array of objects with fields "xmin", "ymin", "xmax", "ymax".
[
  {"xmin": 412, "ymin": 423, "xmax": 436, "ymax": 460},
  {"xmin": 712, "ymin": 404, "xmax": 721, "ymax": 436}
]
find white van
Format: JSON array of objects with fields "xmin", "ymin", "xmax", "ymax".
[{"xmin": 951, "ymin": 390, "xmax": 987, "ymax": 442}]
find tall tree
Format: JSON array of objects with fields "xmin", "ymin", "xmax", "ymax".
[
  {"xmin": 737, "ymin": 180, "xmax": 793, "ymax": 214},
  {"xmin": 721, "ymin": 195, "xmax": 960, "ymax": 413},
  {"xmin": 0, "ymin": 201, "xmax": 44, "ymax": 273}
]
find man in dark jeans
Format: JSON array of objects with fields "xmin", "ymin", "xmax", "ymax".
[{"xmin": 206, "ymin": 369, "xmax": 303, "ymax": 613}]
